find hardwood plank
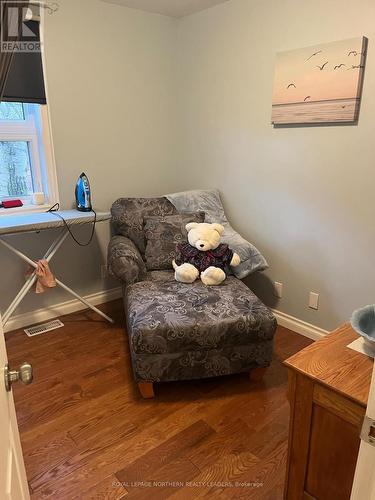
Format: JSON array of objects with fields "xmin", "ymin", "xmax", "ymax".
[
  {"xmin": 80, "ymin": 474, "xmax": 128, "ymax": 500},
  {"xmin": 220, "ymin": 410, "xmax": 290, "ymax": 499},
  {"xmin": 249, "ymin": 367, "xmax": 268, "ymax": 381},
  {"xmin": 16, "ymin": 362, "xmax": 129, "ymax": 433},
  {"xmin": 169, "ymin": 487, "xmax": 229, "ymax": 499},
  {"xmin": 32, "ymin": 401, "xmax": 210, "ymax": 496},
  {"xmin": 21, "ymin": 385, "xmax": 134, "ymax": 451},
  {"xmin": 231, "ymin": 439, "xmax": 288, "ymax": 499},
  {"xmin": 246, "ymin": 414, "xmax": 289, "ymax": 461},
  {"xmin": 27, "ymin": 412, "xmax": 139, "ymax": 493},
  {"xmin": 186, "ymin": 418, "xmax": 254, "ymax": 471},
  {"xmin": 115, "ymin": 420, "xmax": 214, "ymax": 483},
  {"xmin": 4, "ymin": 300, "xmax": 312, "ymax": 499},
  {"xmin": 191, "ymin": 450, "xmax": 259, "ymax": 486},
  {"xmin": 124, "ymin": 457, "xmax": 200, "ymax": 499},
  {"xmin": 22, "ymin": 433, "xmax": 78, "ymax": 480}
]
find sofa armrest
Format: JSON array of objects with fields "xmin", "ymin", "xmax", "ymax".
[{"xmin": 107, "ymin": 235, "xmax": 146, "ymax": 284}]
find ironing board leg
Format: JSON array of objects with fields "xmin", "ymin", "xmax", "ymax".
[
  {"xmin": 54, "ymin": 279, "xmax": 114, "ymax": 323},
  {"xmin": 0, "ymin": 230, "xmax": 114, "ymax": 326},
  {"xmin": 2, "ymin": 274, "xmax": 37, "ymax": 325},
  {"xmin": 1, "ymin": 230, "xmax": 70, "ymax": 325}
]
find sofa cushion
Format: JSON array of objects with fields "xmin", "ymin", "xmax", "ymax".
[
  {"xmin": 111, "ymin": 197, "xmax": 177, "ymax": 255},
  {"xmin": 144, "ymin": 211, "xmax": 205, "ymax": 271},
  {"xmin": 125, "ymin": 274, "xmax": 276, "ymax": 355}
]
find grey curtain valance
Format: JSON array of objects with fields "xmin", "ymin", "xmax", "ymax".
[
  {"xmin": 0, "ymin": 0, "xmax": 46, "ymax": 105},
  {"xmin": 1, "ymin": 18, "xmax": 46, "ymax": 104},
  {"xmin": 0, "ymin": 0, "xmax": 18, "ymax": 100}
]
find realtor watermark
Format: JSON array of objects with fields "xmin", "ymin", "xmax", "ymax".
[
  {"xmin": 1, "ymin": 1, "xmax": 43, "ymax": 52},
  {"xmin": 112, "ymin": 480, "xmax": 264, "ymax": 489}
]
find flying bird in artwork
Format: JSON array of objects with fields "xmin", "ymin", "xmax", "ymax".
[
  {"xmin": 349, "ymin": 64, "xmax": 364, "ymax": 69},
  {"xmin": 287, "ymin": 83, "xmax": 296, "ymax": 89},
  {"xmin": 348, "ymin": 50, "xmax": 358, "ymax": 57},
  {"xmin": 304, "ymin": 96, "xmax": 311, "ymax": 102},
  {"xmin": 316, "ymin": 61, "xmax": 328, "ymax": 70},
  {"xmin": 334, "ymin": 64, "xmax": 346, "ymax": 70},
  {"xmin": 306, "ymin": 50, "xmax": 322, "ymax": 61}
]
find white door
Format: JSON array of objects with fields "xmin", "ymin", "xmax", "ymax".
[
  {"xmin": 351, "ymin": 364, "xmax": 375, "ymax": 500},
  {"xmin": 0, "ymin": 316, "xmax": 30, "ymax": 500}
]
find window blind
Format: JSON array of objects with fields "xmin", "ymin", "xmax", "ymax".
[{"xmin": 2, "ymin": 20, "xmax": 46, "ymax": 104}]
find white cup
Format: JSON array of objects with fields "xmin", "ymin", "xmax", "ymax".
[{"xmin": 32, "ymin": 192, "xmax": 45, "ymax": 205}]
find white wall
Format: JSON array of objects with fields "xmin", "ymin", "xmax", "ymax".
[
  {"xmin": 176, "ymin": 0, "xmax": 375, "ymax": 330},
  {"xmin": 0, "ymin": 0, "xmax": 179, "ymax": 320}
]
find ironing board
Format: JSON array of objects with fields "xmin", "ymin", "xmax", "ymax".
[{"xmin": 0, "ymin": 210, "xmax": 114, "ymax": 326}]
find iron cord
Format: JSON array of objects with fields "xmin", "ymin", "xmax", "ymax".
[{"xmin": 47, "ymin": 203, "xmax": 97, "ymax": 247}]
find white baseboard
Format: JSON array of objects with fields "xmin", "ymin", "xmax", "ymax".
[
  {"xmin": 272, "ymin": 308, "xmax": 328, "ymax": 341},
  {"xmin": 4, "ymin": 287, "xmax": 122, "ymax": 333}
]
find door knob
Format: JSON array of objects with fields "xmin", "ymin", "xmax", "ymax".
[{"xmin": 4, "ymin": 362, "xmax": 33, "ymax": 392}]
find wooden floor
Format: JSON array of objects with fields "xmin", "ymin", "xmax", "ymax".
[{"xmin": 5, "ymin": 300, "xmax": 312, "ymax": 500}]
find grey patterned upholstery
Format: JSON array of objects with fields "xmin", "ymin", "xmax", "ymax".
[
  {"xmin": 109, "ymin": 197, "xmax": 277, "ymax": 385},
  {"xmin": 111, "ymin": 197, "xmax": 177, "ymax": 255},
  {"xmin": 144, "ymin": 212, "xmax": 205, "ymax": 270},
  {"xmin": 108, "ymin": 235, "xmax": 146, "ymax": 284}
]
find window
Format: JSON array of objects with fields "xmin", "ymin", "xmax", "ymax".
[{"xmin": 0, "ymin": 101, "xmax": 58, "ymax": 211}]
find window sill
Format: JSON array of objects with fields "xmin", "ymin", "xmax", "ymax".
[{"xmin": 0, "ymin": 203, "xmax": 53, "ymax": 217}]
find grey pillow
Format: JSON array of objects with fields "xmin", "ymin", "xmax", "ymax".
[
  {"xmin": 144, "ymin": 212, "xmax": 205, "ymax": 271},
  {"xmin": 111, "ymin": 197, "xmax": 177, "ymax": 255}
]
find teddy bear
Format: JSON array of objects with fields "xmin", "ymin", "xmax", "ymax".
[{"xmin": 172, "ymin": 222, "xmax": 241, "ymax": 286}]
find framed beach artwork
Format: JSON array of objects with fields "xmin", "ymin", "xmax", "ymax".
[{"xmin": 271, "ymin": 37, "xmax": 368, "ymax": 125}]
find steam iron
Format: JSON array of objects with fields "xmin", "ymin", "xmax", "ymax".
[{"xmin": 75, "ymin": 172, "xmax": 92, "ymax": 212}]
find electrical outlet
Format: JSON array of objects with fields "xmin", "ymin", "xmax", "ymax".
[
  {"xmin": 309, "ymin": 292, "xmax": 319, "ymax": 310},
  {"xmin": 274, "ymin": 282, "xmax": 283, "ymax": 298},
  {"xmin": 101, "ymin": 265, "xmax": 108, "ymax": 279}
]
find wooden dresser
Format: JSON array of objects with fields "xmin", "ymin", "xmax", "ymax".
[{"xmin": 284, "ymin": 324, "xmax": 374, "ymax": 500}]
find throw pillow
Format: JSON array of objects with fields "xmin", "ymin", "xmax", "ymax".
[
  {"xmin": 111, "ymin": 197, "xmax": 177, "ymax": 255},
  {"xmin": 144, "ymin": 212, "xmax": 205, "ymax": 271}
]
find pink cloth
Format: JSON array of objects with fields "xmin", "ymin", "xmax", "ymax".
[{"xmin": 26, "ymin": 260, "xmax": 56, "ymax": 294}]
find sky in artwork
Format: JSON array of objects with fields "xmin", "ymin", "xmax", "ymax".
[{"xmin": 272, "ymin": 37, "xmax": 365, "ymax": 105}]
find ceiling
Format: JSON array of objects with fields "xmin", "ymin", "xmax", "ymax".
[{"xmin": 101, "ymin": 0, "xmax": 229, "ymax": 18}]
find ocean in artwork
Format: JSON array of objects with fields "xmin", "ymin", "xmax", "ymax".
[
  {"xmin": 272, "ymin": 97, "xmax": 359, "ymax": 125},
  {"xmin": 271, "ymin": 37, "xmax": 367, "ymax": 125}
]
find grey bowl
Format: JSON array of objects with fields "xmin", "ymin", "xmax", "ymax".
[{"xmin": 351, "ymin": 305, "xmax": 375, "ymax": 347}]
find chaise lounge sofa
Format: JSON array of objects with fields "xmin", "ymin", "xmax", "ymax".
[{"xmin": 108, "ymin": 193, "xmax": 277, "ymax": 398}]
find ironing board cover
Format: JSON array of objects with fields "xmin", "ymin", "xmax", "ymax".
[{"xmin": 0, "ymin": 210, "xmax": 110, "ymax": 235}]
